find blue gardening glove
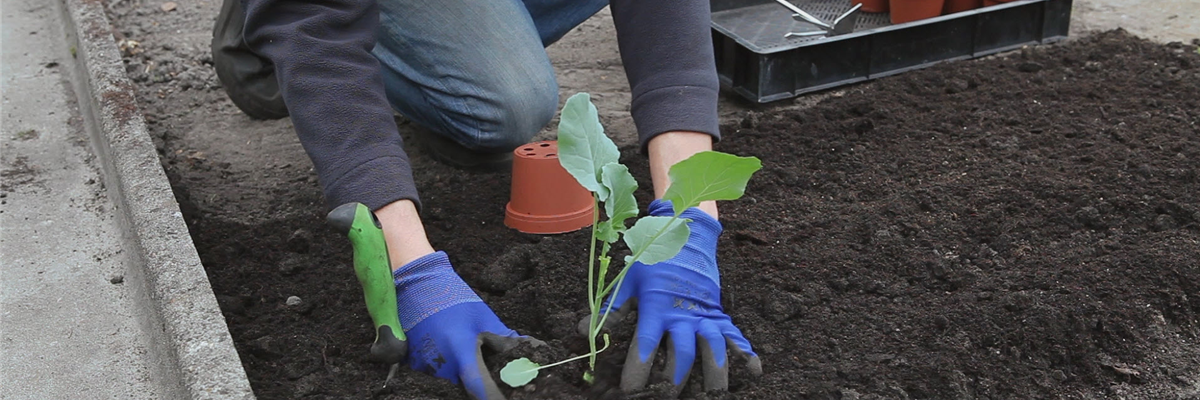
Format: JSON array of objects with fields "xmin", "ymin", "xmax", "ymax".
[
  {"xmin": 395, "ymin": 251, "xmax": 541, "ymax": 400},
  {"xmin": 581, "ymin": 200, "xmax": 763, "ymax": 395}
]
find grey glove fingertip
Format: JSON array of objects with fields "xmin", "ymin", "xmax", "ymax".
[
  {"xmin": 746, "ymin": 355, "xmax": 763, "ymax": 376},
  {"xmin": 473, "ymin": 332, "xmax": 547, "ymax": 400},
  {"xmin": 662, "ymin": 335, "xmax": 694, "ymax": 398},
  {"xmin": 698, "ymin": 335, "xmax": 729, "ymax": 391},
  {"xmin": 475, "ymin": 377, "xmax": 507, "ymax": 400},
  {"xmin": 725, "ymin": 337, "xmax": 764, "ymax": 376},
  {"xmin": 470, "ymin": 347, "xmax": 508, "ymax": 400},
  {"xmin": 620, "ymin": 338, "xmax": 656, "ymax": 392},
  {"xmin": 478, "ymin": 332, "xmax": 545, "ymax": 353},
  {"xmin": 524, "ymin": 336, "xmax": 547, "ymax": 348},
  {"xmin": 575, "ymin": 316, "xmax": 590, "ymax": 337}
]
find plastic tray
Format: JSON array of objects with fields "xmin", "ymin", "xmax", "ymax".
[{"xmin": 711, "ymin": 0, "xmax": 1073, "ymax": 102}]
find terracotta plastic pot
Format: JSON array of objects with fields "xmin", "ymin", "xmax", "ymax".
[
  {"xmin": 504, "ymin": 141, "xmax": 595, "ymax": 234},
  {"xmin": 852, "ymin": 0, "xmax": 889, "ymax": 13},
  {"xmin": 942, "ymin": 0, "xmax": 981, "ymax": 13},
  {"xmin": 889, "ymin": 0, "xmax": 946, "ymax": 24}
]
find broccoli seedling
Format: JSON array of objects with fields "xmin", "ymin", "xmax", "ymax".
[{"xmin": 500, "ymin": 93, "xmax": 762, "ymax": 387}]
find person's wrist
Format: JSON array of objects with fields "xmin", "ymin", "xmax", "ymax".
[
  {"xmin": 647, "ymin": 131, "xmax": 719, "ymax": 219},
  {"xmin": 375, "ymin": 199, "xmax": 435, "ymax": 268}
]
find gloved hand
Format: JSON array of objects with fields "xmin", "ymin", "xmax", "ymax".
[
  {"xmin": 581, "ymin": 199, "xmax": 763, "ymax": 395},
  {"xmin": 395, "ymin": 251, "xmax": 540, "ymax": 400}
]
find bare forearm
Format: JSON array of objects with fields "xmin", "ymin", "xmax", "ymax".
[
  {"xmin": 375, "ymin": 200, "xmax": 435, "ymax": 270},
  {"xmin": 647, "ymin": 131, "xmax": 718, "ymax": 219}
]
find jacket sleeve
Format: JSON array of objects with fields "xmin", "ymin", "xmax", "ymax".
[
  {"xmin": 609, "ymin": 0, "xmax": 722, "ymax": 150},
  {"xmin": 241, "ymin": 0, "xmax": 420, "ymax": 211}
]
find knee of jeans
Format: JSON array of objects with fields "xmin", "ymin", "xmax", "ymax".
[{"xmin": 469, "ymin": 78, "xmax": 558, "ymax": 152}]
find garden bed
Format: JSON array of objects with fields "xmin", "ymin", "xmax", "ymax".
[{"xmin": 104, "ymin": 1, "xmax": 1199, "ymax": 397}]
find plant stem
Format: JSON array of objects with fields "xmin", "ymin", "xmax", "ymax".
[
  {"xmin": 585, "ymin": 194, "xmax": 601, "ymax": 371},
  {"xmin": 595, "ymin": 214, "xmax": 683, "ymax": 335},
  {"xmin": 588, "ymin": 249, "xmax": 610, "ymax": 371},
  {"xmin": 534, "ymin": 334, "xmax": 611, "ymax": 372}
]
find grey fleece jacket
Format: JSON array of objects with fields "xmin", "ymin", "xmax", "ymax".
[{"xmin": 241, "ymin": 0, "xmax": 721, "ymax": 211}]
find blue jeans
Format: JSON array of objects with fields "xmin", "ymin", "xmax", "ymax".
[{"xmin": 371, "ymin": 0, "xmax": 609, "ymax": 153}]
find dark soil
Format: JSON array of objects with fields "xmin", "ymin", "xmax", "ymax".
[{"xmin": 107, "ymin": 2, "xmax": 1200, "ymax": 396}]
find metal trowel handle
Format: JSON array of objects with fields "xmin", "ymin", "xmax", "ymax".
[
  {"xmin": 327, "ymin": 202, "xmax": 407, "ymax": 365},
  {"xmin": 774, "ymin": 0, "xmax": 834, "ymax": 30},
  {"xmin": 778, "ymin": 0, "xmax": 863, "ymax": 38},
  {"xmin": 830, "ymin": 3, "xmax": 863, "ymax": 35}
]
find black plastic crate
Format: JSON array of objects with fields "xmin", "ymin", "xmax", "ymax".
[{"xmin": 712, "ymin": 0, "xmax": 1073, "ymax": 102}]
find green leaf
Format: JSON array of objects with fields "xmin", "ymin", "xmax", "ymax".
[
  {"xmin": 557, "ymin": 93, "xmax": 619, "ymax": 198},
  {"xmin": 500, "ymin": 358, "xmax": 540, "ymax": 387},
  {"xmin": 622, "ymin": 216, "xmax": 690, "ymax": 266},
  {"xmin": 601, "ymin": 163, "xmax": 639, "ymax": 229},
  {"xmin": 596, "ymin": 221, "xmax": 619, "ymax": 243},
  {"xmin": 662, "ymin": 151, "xmax": 763, "ymax": 215}
]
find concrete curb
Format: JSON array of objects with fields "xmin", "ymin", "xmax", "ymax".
[{"xmin": 57, "ymin": 0, "xmax": 255, "ymax": 398}]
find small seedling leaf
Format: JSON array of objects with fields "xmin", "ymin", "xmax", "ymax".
[
  {"xmin": 662, "ymin": 151, "xmax": 762, "ymax": 215},
  {"xmin": 601, "ymin": 163, "xmax": 638, "ymax": 230},
  {"xmin": 558, "ymin": 93, "xmax": 618, "ymax": 198},
  {"xmin": 623, "ymin": 216, "xmax": 690, "ymax": 266},
  {"xmin": 500, "ymin": 358, "xmax": 540, "ymax": 387}
]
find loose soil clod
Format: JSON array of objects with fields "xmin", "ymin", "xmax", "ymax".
[{"xmin": 102, "ymin": 0, "xmax": 1200, "ymax": 396}]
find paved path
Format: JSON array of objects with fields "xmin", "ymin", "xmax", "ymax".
[
  {"xmin": 1074, "ymin": 0, "xmax": 1199, "ymax": 44},
  {"xmin": 1, "ymin": 0, "xmax": 169, "ymax": 398}
]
